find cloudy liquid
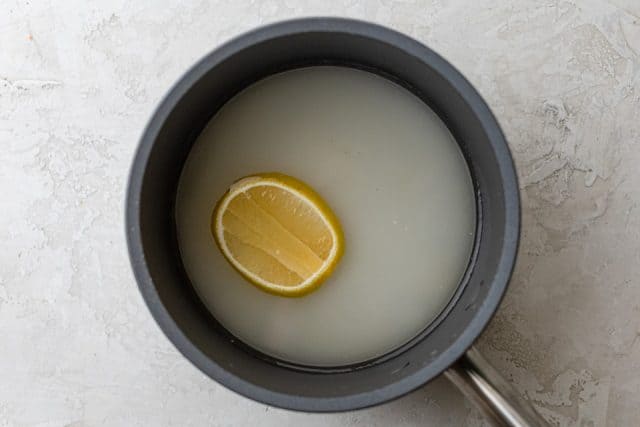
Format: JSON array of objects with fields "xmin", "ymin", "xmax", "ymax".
[{"xmin": 176, "ymin": 67, "xmax": 476, "ymax": 366}]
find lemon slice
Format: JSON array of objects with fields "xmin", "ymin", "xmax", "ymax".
[{"xmin": 212, "ymin": 173, "xmax": 344, "ymax": 297}]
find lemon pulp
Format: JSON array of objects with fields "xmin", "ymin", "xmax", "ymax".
[{"xmin": 212, "ymin": 173, "xmax": 344, "ymax": 297}]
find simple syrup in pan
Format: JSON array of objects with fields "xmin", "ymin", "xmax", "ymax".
[{"xmin": 176, "ymin": 66, "xmax": 476, "ymax": 366}]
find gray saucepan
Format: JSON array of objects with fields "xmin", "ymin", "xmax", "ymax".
[{"xmin": 126, "ymin": 18, "xmax": 547, "ymax": 426}]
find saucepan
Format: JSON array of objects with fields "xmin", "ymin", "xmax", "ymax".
[{"xmin": 126, "ymin": 18, "xmax": 547, "ymax": 426}]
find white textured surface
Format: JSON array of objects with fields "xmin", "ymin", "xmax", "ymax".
[{"xmin": 1, "ymin": 1, "xmax": 639, "ymax": 426}]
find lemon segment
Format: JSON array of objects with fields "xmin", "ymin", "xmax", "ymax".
[{"xmin": 212, "ymin": 173, "xmax": 344, "ymax": 297}]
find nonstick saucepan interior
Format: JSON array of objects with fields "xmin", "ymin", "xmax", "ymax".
[{"xmin": 126, "ymin": 18, "xmax": 547, "ymax": 426}]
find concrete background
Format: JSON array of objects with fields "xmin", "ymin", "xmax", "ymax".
[{"xmin": 1, "ymin": 1, "xmax": 639, "ymax": 425}]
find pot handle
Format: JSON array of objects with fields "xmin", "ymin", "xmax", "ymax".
[{"xmin": 444, "ymin": 346, "xmax": 548, "ymax": 426}]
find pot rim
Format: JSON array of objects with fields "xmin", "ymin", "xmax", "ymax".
[{"xmin": 126, "ymin": 17, "xmax": 520, "ymax": 412}]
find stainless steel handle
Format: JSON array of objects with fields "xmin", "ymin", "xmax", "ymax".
[{"xmin": 444, "ymin": 346, "xmax": 548, "ymax": 426}]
